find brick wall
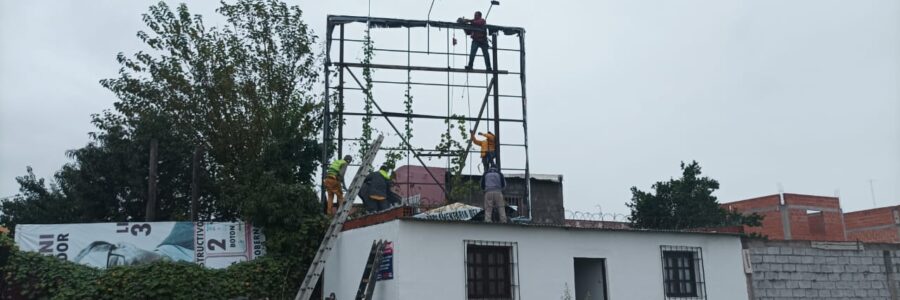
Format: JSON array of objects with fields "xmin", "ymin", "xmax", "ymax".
[
  {"xmin": 845, "ymin": 206, "xmax": 900, "ymax": 243},
  {"xmin": 723, "ymin": 194, "xmax": 846, "ymax": 241},
  {"xmin": 725, "ymin": 195, "xmax": 787, "ymax": 239},
  {"xmin": 783, "ymin": 193, "xmax": 841, "ymax": 209},
  {"xmin": 850, "ymin": 228, "xmax": 900, "ymax": 244},
  {"xmin": 808, "ymin": 212, "xmax": 825, "ymax": 236},
  {"xmin": 845, "ymin": 207, "xmax": 896, "ymax": 228},
  {"xmin": 343, "ymin": 206, "xmax": 414, "ymax": 231},
  {"xmin": 745, "ymin": 239, "xmax": 900, "ymax": 299},
  {"xmin": 783, "ymin": 194, "xmax": 845, "ymax": 241}
]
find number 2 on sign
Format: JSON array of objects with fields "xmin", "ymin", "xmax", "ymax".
[{"xmin": 208, "ymin": 239, "xmax": 226, "ymax": 251}]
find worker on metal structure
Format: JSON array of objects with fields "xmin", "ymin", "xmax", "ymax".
[
  {"xmin": 324, "ymin": 155, "xmax": 353, "ymax": 215},
  {"xmin": 471, "ymin": 131, "xmax": 497, "ymax": 169},
  {"xmin": 360, "ymin": 164, "xmax": 394, "ymax": 213},
  {"xmin": 481, "ymin": 167, "xmax": 507, "ymax": 223},
  {"xmin": 459, "ymin": 11, "xmax": 492, "ymax": 71}
]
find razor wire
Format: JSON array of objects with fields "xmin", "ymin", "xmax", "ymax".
[{"xmin": 564, "ymin": 209, "xmax": 629, "ymax": 222}]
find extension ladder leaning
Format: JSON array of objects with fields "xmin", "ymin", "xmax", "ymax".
[
  {"xmin": 294, "ymin": 135, "xmax": 384, "ymax": 300},
  {"xmin": 355, "ymin": 240, "xmax": 387, "ymax": 300}
]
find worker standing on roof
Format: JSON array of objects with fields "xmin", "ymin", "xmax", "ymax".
[
  {"xmin": 481, "ymin": 167, "xmax": 507, "ymax": 223},
  {"xmin": 360, "ymin": 164, "xmax": 394, "ymax": 213},
  {"xmin": 459, "ymin": 11, "xmax": 492, "ymax": 71},
  {"xmin": 324, "ymin": 155, "xmax": 353, "ymax": 215},
  {"xmin": 471, "ymin": 130, "xmax": 496, "ymax": 169}
]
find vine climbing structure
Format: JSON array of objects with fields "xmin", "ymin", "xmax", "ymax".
[{"xmin": 320, "ymin": 15, "xmax": 533, "ymax": 220}]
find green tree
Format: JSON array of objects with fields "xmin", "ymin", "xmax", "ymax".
[
  {"xmin": 3, "ymin": 0, "xmax": 327, "ymax": 262},
  {"xmin": 2, "ymin": 1, "xmax": 329, "ymax": 297},
  {"xmin": 627, "ymin": 161, "xmax": 762, "ymax": 230},
  {"xmin": 2, "ymin": 110, "xmax": 210, "ymax": 233},
  {"xmin": 0, "ymin": 168, "xmax": 79, "ymax": 234},
  {"xmin": 97, "ymin": 0, "xmax": 328, "ymax": 258}
]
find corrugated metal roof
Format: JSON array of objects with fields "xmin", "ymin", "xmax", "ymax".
[{"xmin": 397, "ymin": 217, "xmax": 743, "ymax": 237}]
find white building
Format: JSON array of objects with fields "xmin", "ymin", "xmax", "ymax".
[{"xmin": 324, "ymin": 213, "xmax": 749, "ymax": 300}]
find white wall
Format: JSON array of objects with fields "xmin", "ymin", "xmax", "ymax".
[
  {"xmin": 323, "ymin": 221, "xmax": 400, "ymax": 300},
  {"xmin": 326, "ymin": 220, "xmax": 748, "ymax": 300}
]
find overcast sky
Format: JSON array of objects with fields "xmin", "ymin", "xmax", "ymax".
[{"xmin": 1, "ymin": 0, "xmax": 898, "ymax": 215}]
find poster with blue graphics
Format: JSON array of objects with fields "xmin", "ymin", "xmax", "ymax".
[{"xmin": 15, "ymin": 221, "xmax": 265, "ymax": 269}]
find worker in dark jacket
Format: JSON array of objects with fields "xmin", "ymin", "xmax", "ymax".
[
  {"xmin": 360, "ymin": 165, "xmax": 393, "ymax": 213},
  {"xmin": 459, "ymin": 11, "xmax": 491, "ymax": 71},
  {"xmin": 480, "ymin": 167, "xmax": 507, "ymax": 223}
]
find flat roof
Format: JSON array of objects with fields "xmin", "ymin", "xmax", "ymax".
[
  {"xmin": 395, "ymin": 217, "xmax": 742, "ymax": 238},
  {"xmin": 342, "ymin": 206, "xmax": 742, "ymax": 238}
]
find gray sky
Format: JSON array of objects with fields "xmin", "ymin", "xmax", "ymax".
[{"xmin": 1, "ymin": 0, "xmax": 898, "ymax": 215}]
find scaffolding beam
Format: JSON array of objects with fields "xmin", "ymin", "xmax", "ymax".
[
  {"xmin": 322, "ymin": 15, "xmax": 532, "ymax": 221},
  {"xmin": 336, "ymin": 111, "xmax": 523, "ymax": 123},
  {"xmin": 334, "ymin": 62, "xmax": 508, "ymax": 75}
]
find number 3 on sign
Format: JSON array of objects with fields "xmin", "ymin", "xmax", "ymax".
[
  {"xmin": 208, "ymin": 239, "xmax": 226, "ymax": 251},
  {"xmin": 116, "ymin": 223, "xmax": 152, "ymax": 236}
]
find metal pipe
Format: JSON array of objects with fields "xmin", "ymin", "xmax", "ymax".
[
  {"xmin": 321, "ymin": 24, "xmax": 334, "ymax": 212},
  {"xmin": 485, "ymin": 0, "xmax": 499, "ymax": 19},
  {"xmin": 446, "ymin": 28, "xmax": 451, "ymax": 172},
  {"xmin": 518, "ymin": 30, "xmax": 532, "ymax": 222},
  {"xmin": 342, "ymin": 40, "xmax": 522, "ymax": 52},
  {"xmin": 333, "ymin": 62, "xmax": 509, "ymax": 74},
  {"xmin": 371, "ymin": 80, "xmax": 488, "ymax": 89},
  {"xmin": 426, "ymin": 0, "xmax": 436, "ymax": 53},
  {"xmin": 456, "ymin": 78, "xmax": 497, "ymax": 176},
  {"xmin": 338, "ymin": 24, "xmax": 345, "ymax": 159},
  {"xmin": 336, "ymin": 111, "xmax": 521, "ymax": 123},
  {"xmin": 492, "ymin": 33, "xmax": 501, "ymax": 170},
  {"xmin": 373, "ymin": 47, "xmax": 470, "ymax": 57}
]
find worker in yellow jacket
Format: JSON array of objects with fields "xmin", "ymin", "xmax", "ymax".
[
  {"xmin": 324, "ymin": 155, "xmax": 353, "ymax": 215},
  {"xmin": 471, "ymin": 131, "xmax": 496, "ymax": 169}
]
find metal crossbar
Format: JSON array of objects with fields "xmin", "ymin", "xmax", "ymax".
[
  {"xmin": 334, "ymin": 62, "xmax": 508, "ymax": 75},
  {"xmin": 336, "ymin": 111, "xmax": 523, "ymax": 123}
]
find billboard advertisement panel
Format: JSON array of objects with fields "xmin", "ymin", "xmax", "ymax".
[{"xmin": 14, "ymin": 221, "xmax": 265, "ymax": 269}]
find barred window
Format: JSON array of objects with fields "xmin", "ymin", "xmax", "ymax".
[
  {"xmin": 660, "ymin": 245, "xmax": 706, "ymax": 299},
  {"xmin": 465, "ymin": 241, "xmax": 519, "ymax": 300}
]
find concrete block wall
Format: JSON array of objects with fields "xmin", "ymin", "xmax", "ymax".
[{"xmin": 745, "ymin": 239, "xmax": 900, "ymax": 300}]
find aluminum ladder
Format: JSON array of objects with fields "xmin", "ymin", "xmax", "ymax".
[
  {"xmin": 355, "ymin": 240, "xmax": 386, "ymax": 300},
  {"xmin": 294, "ymin": 135, "xmax": 384, "ymax": 300}
]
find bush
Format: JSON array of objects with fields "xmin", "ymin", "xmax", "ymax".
[{"xmin": 0, "ymin": 233, "xmax": 313, "ymax": 300}]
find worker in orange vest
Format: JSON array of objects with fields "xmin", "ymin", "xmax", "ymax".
[{"xmin": 471, "ymin": 131, "xmax": 496, "ymax": 169}]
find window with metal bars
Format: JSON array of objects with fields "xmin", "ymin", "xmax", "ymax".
[
  {"xmin": 465, "ymin": 241, "xmax": 518, "ymax": 300},
  {"xmin": 660, "ymin": 245, "xmax": 707, "ymax": 299}
]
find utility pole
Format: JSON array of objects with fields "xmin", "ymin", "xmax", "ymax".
[
  {"xmin": 146, "ymin": 139, "xmax": 159, "ymax": 221},
  {"xmin": 191, "ymin": 145, "xmax": 203, "ymax": 221}
]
